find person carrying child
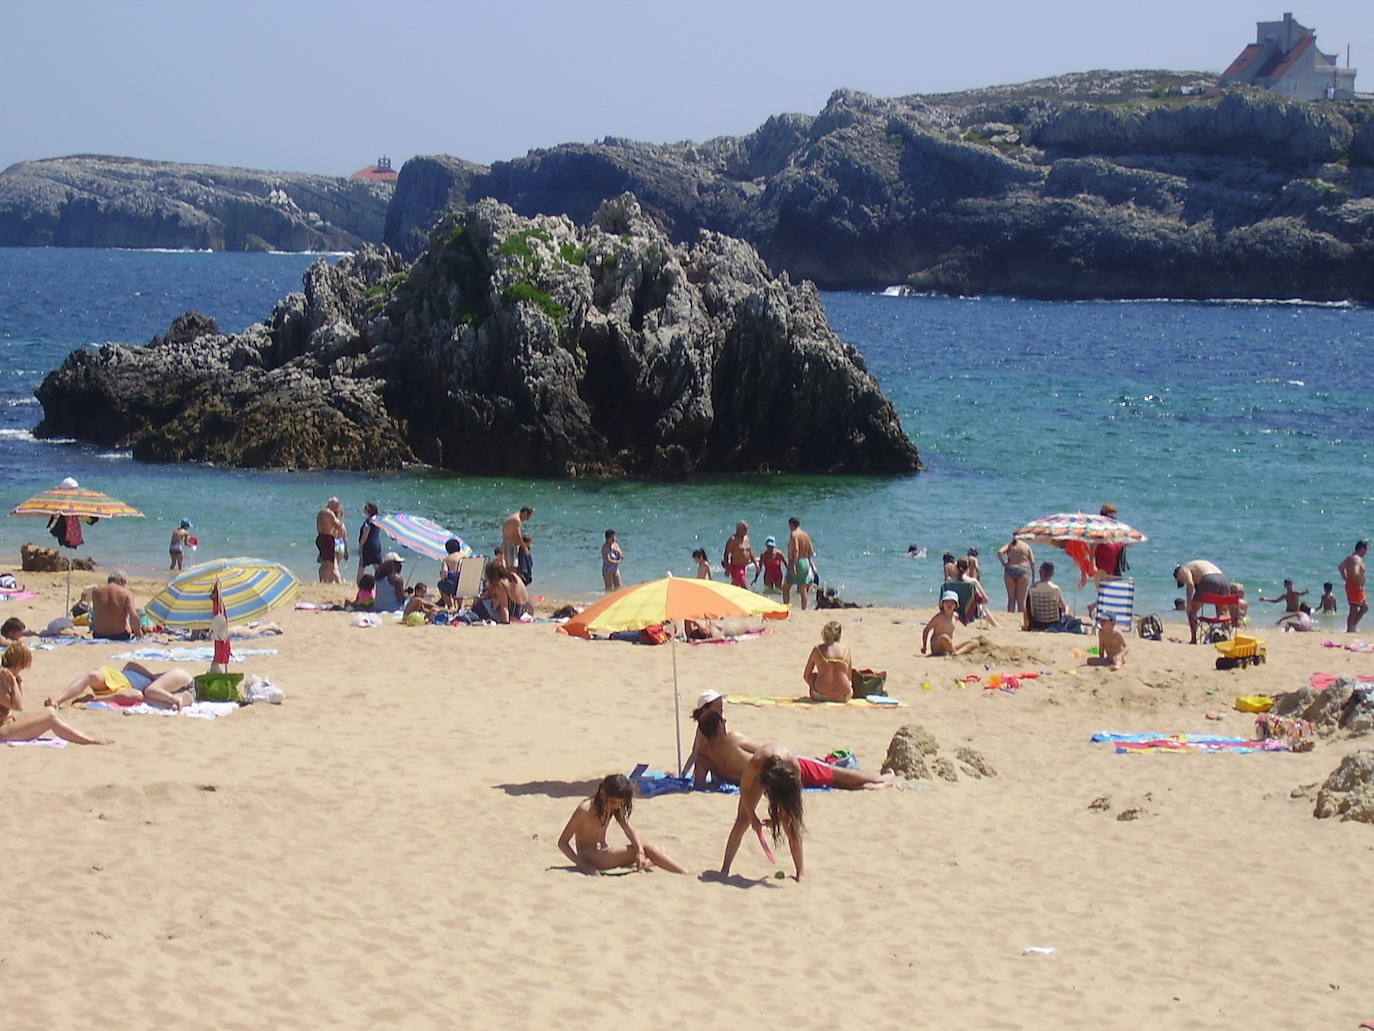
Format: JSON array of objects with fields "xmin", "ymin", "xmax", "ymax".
[
  {"xmin": 922, "ymin": 591, "xmax": 979, "ymax": 656},
  {"xmin": 558, "ymin": 774, "xmax": 686, "ymax": 875}
]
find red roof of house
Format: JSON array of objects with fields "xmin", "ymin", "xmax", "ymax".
[
  {"xmin": 349, "ymin": 165, "xmax": 399, "ymax": 183},
  {"xmin": 1257, "ymin": 33, "xmax": 1313, "ymax": 80},
  {"xmin": 1223, "ymin": 43, "xmax": 1266, "ymax": 79}
]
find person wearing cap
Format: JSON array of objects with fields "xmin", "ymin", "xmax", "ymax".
[
  {"xmin": 753, "ymin": 536, "xmax": 788, "ymax": 592},
  {"xmin": 89, "ymin": 572, "xmax": 144, "ymax": 641},
  {"xmin": 373, "ymin": 554, "xmax": 407, "ymax": 612},
  {"xmin": 169, "ymin": 519, "xmax": 192, "ymax": 571},
  {"xmin": 921, "ymin": 591, "xmax": 978, "ymax": 656},
  {"xmin": 1096, "ymin": 612, "xmax": 1128, "ymax": 670},
  {"xmin": 681, "ymin": 689, "xmax": 732, "ymax": 784}
]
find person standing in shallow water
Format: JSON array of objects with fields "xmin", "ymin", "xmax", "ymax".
[
  {"xmin": 1339, "ymin": 540, "xmax": 1368, "ymax": 634},
  {"xmin": 315, "ymin": 497, "xmax": 346, "ymax": 584},
  {"xmin": 600, "ymin": 529, "xmax": 623, "ymax": 591},
  {"xmin": 996, "ymin": 536, "xmax": 1035, "ymax": 613},
  {"xmin": 784, "ymin": 517, "xmax": 815, "ymax": 610}
]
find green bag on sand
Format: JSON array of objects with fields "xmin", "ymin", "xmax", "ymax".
[
  {"xmin": 851, "ymin": 669, "xmax": 888, "ymax": 698},
  {"xmin": 194, "ymin": 673, "xmax": 244, "ymax": 703}
]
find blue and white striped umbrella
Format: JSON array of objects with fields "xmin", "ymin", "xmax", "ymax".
[
  {"xmin": 146, "ymin": 557, "xmax": 299, "ymax": 628},
  {"xmin": 375, "ymin": 513, "xmax": 469, "ymax": 561}
]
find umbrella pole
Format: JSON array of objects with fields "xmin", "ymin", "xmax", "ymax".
[{"xmin": 671, "ymin": 632, "xmax": 683, "ymax": 775}]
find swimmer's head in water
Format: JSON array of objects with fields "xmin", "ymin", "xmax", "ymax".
[
  {"xmin": 592, "ymin": 774, "xmax": 634, "ymax": 824},
  {"xmin": 758, "ymin": 757, "xmax": 804, "ymax": 846}
]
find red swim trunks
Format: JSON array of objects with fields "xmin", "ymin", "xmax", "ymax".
[
  {"xmin": 728, "ymin": 563, "xmax": 748, "ymax": 588},
  {"xmin": 1348, "ymin": 581, "xmax": 1367, "ymax": 606},
  {"xmin": 795, "ymin": 756, "xmax": 835, "ymax": 789}
]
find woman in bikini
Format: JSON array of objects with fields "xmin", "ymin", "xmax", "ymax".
[
  {"xmin": 802, "ymin": 620, "xmax": 852, "ymax": 701},
  {"xmin": 0, "ymin": 642, "xmax": 112, "ymax": 745},
  {"xmin": 996, "ymin": 536, "xmax": 1036, "ymax": 613}
]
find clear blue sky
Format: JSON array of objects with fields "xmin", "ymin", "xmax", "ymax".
[{"xmin": 3, "ymin": 1, "xmax": 1369, "ymax": 176}]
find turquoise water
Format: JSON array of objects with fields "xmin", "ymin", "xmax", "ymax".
[{"xmin": 1, "ymin": 248, "xmax": 1370, "ymax": 618}]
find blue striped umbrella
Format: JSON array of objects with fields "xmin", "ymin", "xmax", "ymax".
[
  {"xmin": 146, "ymin": 557, "xmax": 299, "ymax": 628},
  {"xmin": 375, "ymin": 513, "xmax": 470, "ymax": 561}
]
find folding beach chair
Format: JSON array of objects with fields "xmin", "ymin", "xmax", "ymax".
[
  {"xmin": 450, "ymin": 558, "xmax": 484, "ymax": 612},
  {"xmin": 1094, "ymin": 578, "xmax": 1135, "ymax": 629},
  {"xmin": 940, "ymin": 580, "xmax": 976, "ymax": 625},
  {"xmin": 1196, "ymin": 592, "xmax": 1241, "ymax": 643}
]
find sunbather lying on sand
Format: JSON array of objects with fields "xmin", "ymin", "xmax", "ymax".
[
  {"xmin": 49, "ymin": 661, "xmax": 195, "ymax": 711},
  {"xmin": 1, "ymin": 642, "xmax": 111, "ymax": 745}
]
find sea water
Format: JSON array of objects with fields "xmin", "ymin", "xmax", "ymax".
[{"xmin": 1, "ymin": 248, "xmax": 1370, "ymax": 619}]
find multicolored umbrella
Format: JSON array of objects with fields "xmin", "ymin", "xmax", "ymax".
[
  {"xmin": 375, "ymin": 513, "xmax": 469, "ymax": 562},
  {"xmin": 146, "ymin": 557, "xmax": 299, "ymax": 629},
  {"xmin": 559, "ymin": 576, "xmax": 790, "ymax": 770},
  {"xmin": 8, "ymin": 479, "xmax": 144, "ymax": 610},
  {"xmin": 1014, "ymin": 513, "xmax": 1147, "ymax": 584}
]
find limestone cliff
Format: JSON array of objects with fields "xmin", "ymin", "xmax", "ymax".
[
  {"xmin": 0, "ymin": 155, "xmax": 391, "ymax": 251},
  {"xmin": 34, "ymin": 197, "xmax": 918, "ymax": 477}
]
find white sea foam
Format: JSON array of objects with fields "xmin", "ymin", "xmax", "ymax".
[
  {"xmin": 3, "ymin": 397, "xmax": 38, "ymax": 406},
  {"xmin": 0, "ymin": 428, "xmax": 37, "ymax": 441}
]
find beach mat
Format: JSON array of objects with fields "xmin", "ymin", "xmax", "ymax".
[
  {"xmin": 109, "ymin": 646, "xmax": 278, "ymax": 662},
  {"xmin": 80, "ymin": 700, "xmax": 239, "ymax": 719},
  {"xmin": 629, "ymin": 768, "xmax": 835, "ymax": 797},
  {"xmin": 1091, "ymin": 731, "xmax": 1288, "ymax": 755},
  {"xmin": 3, "ymin": 736, "xmax": 66, "ymax": 747},
  {"xmin": 727, "ymin": 694, "xmax": 903, "ymax": 708}
]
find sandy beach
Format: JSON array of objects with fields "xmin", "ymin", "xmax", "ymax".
[{"xmin": 3, "ymin": 570, "xmax": 1372, "ymax": 1030}]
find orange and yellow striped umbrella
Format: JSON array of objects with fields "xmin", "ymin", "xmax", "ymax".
[
  {"xmin": 9, "ymin": 484, "xmax": 143, "ymax": 520},
  {"xmin": 558, "ymin": 576, "xmax": 789, "ymax": 638}
]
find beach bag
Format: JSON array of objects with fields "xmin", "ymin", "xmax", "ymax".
[
  {"xmin": 639, "ymin": 624, "xmax": 670, "ymax": 645},
  {"xmin": 194, "ymin": 672, "xmax": 244, "ymax": 703},
  {"xmin": 851, "ymin": 669, "xmax": 888, "ymax": 698},
  {"xmin": 822, "ymin": 748, "xmax": 859, "ymax": 769}
]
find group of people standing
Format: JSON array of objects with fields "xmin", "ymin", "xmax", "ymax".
[{"xmin": 715, "ymin": 518, "xmax": 817, "ymax": 608}]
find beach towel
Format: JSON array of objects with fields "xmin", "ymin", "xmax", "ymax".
[
  {"xmin": 726, "ymin": 695, "xmax": 903, "ymax": 708},
  {"xmin": 0, "ymin": 590, "xmax": 38, "ymax": 602},
  {"xmin": 1310, "ymin": 672, "xmax": 1374, "ymax": 690},
  {"xmin": 110, "ymin": 646, "xmax": 277, "ymax": 662},
  {"xmin": 1322, "ymin": 639, "xmax": 1373, "ymax": 652},
  {"xmin": 1090, "ymin": 731, "xmax": 1288, "ymax": 755},
  {"xmin": 684, "ymin": 630, "xmax": 770, "ymax": 646},
  {"xmin": 3, "ymin": 736, "xmax": 66, "ymax": 747},
  {"xmin": 81, "ymin": 700, "xmax": 239, "ymax": 719},
  {"xmin": 628, "ymin": 768, "xmax": 835, "ymax": 797}
]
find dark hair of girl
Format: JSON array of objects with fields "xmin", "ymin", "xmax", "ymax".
[
  {"xmin": 758, "ymin": 756, "xmax": 805, "ymax": 846},
  {"xmin": 591, "ymin": 774, "xmax": 634, "ymax": 823}
]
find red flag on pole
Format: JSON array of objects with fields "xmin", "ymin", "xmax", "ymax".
[{"xmin": 210, "ymin": 579, "xmax": 232, "ymax": 670}]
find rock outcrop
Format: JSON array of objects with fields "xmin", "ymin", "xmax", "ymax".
[
  {"xmin": 384, "ymin": 75, "xmax": 1374, "ymax": 301},
  {"xmin": 1271, "ymin": 679, "xmax": 1374, "ymax": 738},
  {"xmin": 0, "ymin": 156, "xmax": 391, "ymax": 251},
  {"xmin": 1312, "ymin": 750, "xmax": 1374, "ymax": 824},
  {"xmin": 34, "ymin": 196, "xmax": 918, "ymax": 477}
]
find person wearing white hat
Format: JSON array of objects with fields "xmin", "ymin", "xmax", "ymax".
[
  {"xmin": 921, "ymin": 591, "xmax": 978, "ymax": 656},
  {"xmin": 680, "ymin": 689, "xmax": 727, "ymax": 782}
]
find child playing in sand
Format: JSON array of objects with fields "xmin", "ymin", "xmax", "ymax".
[
  {"xmin": 1097, "ymin": 612, "xmax": 1128, "ymax": 670},
  {"xmin": 403, "ymin": 583, "xmax": 439, "ymax": 624},
  {"xmin": 1318, "ymin": 582, "xmax": 1338, "ymax": 614},
  {"xmin": 692, "ymin": 548, "xmax": 713, "ymax": 579},
  {"xmin": 1277, "ymin": 603, "xmax": 1314, "ymax": 632},
  {"xmin": 558, "ymin": 774, "xmax": 686, "ymax": 875},
  {"xmin": 921, "ymin": 591, "xmax": 978, "ymax": 656},
  {"xmin": 754, "ymin": 536, "xmax": 788, "ymax": 592},
  {"xmin": 351, "ymin": 574, "xmax": 376, "ymax": 608}
]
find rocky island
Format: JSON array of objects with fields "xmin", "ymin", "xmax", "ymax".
[
  {"xmin": 34, "ymin": 196, "xmax": 919, "ymax": 477},
  {"xmin": 0, "ymin": 155, "xmax": 391, "ymax": 251}
]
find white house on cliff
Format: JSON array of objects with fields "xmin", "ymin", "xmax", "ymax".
[{"xmin": 1219, "ymin": 13, "xmax": 1357, "ymax": 100}]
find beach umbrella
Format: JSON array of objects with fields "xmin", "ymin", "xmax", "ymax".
[
  {"xmin": 558, "ymin": 576, "xmax": 790, "ymax": 771},
  {"xmin": 1014, "ymin": 512, "xmax": 1148, "ymax": 585},
  {"xmin": 8, "ymin": 478, "xmax": 144, "ymax": 611},
  {"xmin": 375, "ymin": 513, "xmax": 470, "ymax": 562},
  {"xmin": 146, "ymin": 557, "xmax": 299, "ymax": 629}
]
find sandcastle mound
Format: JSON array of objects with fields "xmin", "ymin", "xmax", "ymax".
[
  {"xmin": 880, "ymin": 724, "xmax": 996, "ymax": 782},
  {"xmin": 1312, "ymin": 749, "xmax": 1374, "ymax": 824},
  {"xmin": 1271, "ymin": 678, "xmax": 1374, "ymax": 739}
]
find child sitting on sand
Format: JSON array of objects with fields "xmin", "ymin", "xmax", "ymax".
[
  {"xmin": 558, "ymin": 774, "xmax": 686, "ymax": 875},
  {"xmin": 1097, "ymin": 612, "xmax": 1128, "ymax": 670},
  {"xmin": 921, "ymin": 591, "xmax": 978, "ymax": 656},
  {"xmin": 351, "ymin": 574, "xmax": 376, "ymax": 609},
  {"xmin": 403, "ymin": 583, "xmax": 438, "ymax": 624}
]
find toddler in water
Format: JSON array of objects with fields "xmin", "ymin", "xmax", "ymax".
[
  {"xmin": 558, "ymin": 774, "xmax": 686, "ymax": 875},
  {"xmin": 754, "ymin": 536, "xmax": 788, "ymax": 592},
  {"xmin": 169, "ymin": 519, "xmax": 192, "ymax": 571},
  {"xmin": 692, "ymin": 548, "xmax": 713, "ymax": 579},
  {"xmin": 1318, "ymin": 582, "xmax": 1338, "ymax": 614}
]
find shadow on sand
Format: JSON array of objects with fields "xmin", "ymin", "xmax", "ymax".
[{"xmin": 495, "ymin": 778, "xmax": 602, "ymax": 799}]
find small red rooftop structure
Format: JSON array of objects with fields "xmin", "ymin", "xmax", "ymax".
[
  {"xmin": 349, "ymin": 156, "xmax": 399, "ymax": 183},
  {"xmin": 1219, "ymin": 13, "xmax": 1357, "ymax": 100}
]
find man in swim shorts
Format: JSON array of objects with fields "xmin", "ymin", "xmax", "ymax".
[
  {"xmin": 784, "ymin": 516, "xmax": 816, "ymax": 610},
  {"xmin": 722, "ymin": 521, "xmax": 756, "ymax": 588},
  {"xmin": 1339, "ymin": 540, "xmax": 1368, "ymax": 633},
  {"xmin": 89, "ymin": 572, "xmax": 144, "ymax": 641},
  {"xmin": 1174, "ymin": 559, "xmax": 1232, "ymax": 644},
  {"xmin": 315, "ymin": 498, "xmax": 346, "ymax": 584}
]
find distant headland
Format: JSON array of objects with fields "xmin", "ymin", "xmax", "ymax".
[{"xmin": 4, "ymin": 70, "xmax": 1374, "ymax": 301}]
